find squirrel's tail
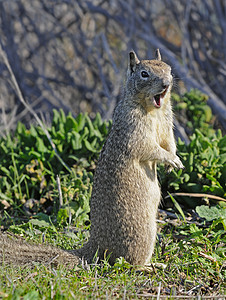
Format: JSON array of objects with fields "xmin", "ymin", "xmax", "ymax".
[{"xmin": 0, "ymin": 232, "xmax": 80, "ymax": 268}]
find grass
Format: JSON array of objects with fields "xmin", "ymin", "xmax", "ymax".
[
  {"xmin": 0, "ymin": 93, "xmax": 225, "ymax": 298},
  {"xmin": 0, "ymin": 209, "xmax": 225, "ymax": 299}
]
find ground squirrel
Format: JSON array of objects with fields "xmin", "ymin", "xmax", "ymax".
[{"xmin": 0, "ymin": 50, "xmax": 184, "ymax": 267}]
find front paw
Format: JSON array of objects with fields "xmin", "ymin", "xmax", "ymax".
[{"xmin": 166, "ymin": 155, "xmax": 184, "ymax": 172}]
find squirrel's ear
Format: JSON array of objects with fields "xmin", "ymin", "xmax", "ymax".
[
  {"xmin": 129, "ymin": 51, "xmax": 140, "ymax": 74},
  {"xmin": 155, "ymin": 49, "xmax": 161, "ymax": 61}
]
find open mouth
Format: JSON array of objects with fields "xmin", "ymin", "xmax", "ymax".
[{"xmin": 153, "ymin": 86, "xmax": 169, "ymax": 108}]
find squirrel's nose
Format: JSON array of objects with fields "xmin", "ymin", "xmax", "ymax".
[
  {"xmin": 162, "ymin": 79, "xmax": 170, "ymax": 89},
  {"xmin": 162, "ymin": 84, "xmax": 169, "ymax": 89}
]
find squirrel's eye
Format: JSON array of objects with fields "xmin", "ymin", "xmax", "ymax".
[{"xmin": 141, "ymin": 71, "xmax": 149, "ymax": 78}]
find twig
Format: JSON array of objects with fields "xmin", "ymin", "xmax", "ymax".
[
  {"xmin": 0, "ymin": 41, "xmax": 71, "ymax": 173},
  {"xmin": 164, "ymin": 193, "xmax": 226, "ymax": 202}
]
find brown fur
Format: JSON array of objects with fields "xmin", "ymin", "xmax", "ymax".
[{"xmin": 0, "ymin": 50, "xmax": 183, "ymax": 267}]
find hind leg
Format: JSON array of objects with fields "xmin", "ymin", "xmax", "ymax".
[{"xmin": 144, "ymin": 220, "xmax": 157, "ymax": 265}]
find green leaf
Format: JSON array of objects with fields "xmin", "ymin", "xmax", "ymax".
[
  {"xmin": 16, "ymin": 122, "xmax": 26, "ymax": 135},
  {"xmin": 35, "ymin": 137, "xmax": 47, "ymax": 153},
  {"xmin": 80, "ymin": 126, "xmax": 89, "ymax": 140},
  {"xmin": 52, "ymin": 109, "xmax": 60, "ymax": 125},
  {"xmin": 93, "ymin": 112, "xmax": 103, "ymax": 127},
  {"xmin": 28, "ymin": 150, "xmax": 42, "ymax": 158},
  {"xmin": 29, "ymin": 219, "xmax": 51, "ymax": 228},
  {"xmin": 76, "ymin": 113, "xmax": 86, "ymax": 131},
  {"xmin": 83, "ymin": 139, "xmax": 97, "ymax": 153},
  {"xmin": 85, "ymin": 114, "xmax": 95, "ymax": 137},
  {"xmin": 65, "ymin": 115, "xmax": 78, "ymax": 132},
  {"xmin": 0, "ymin": 166, "xmax": 10, "ymax": 176},
  {"xmin": 30, "ymin": 125, "xmax": 38, "ymax": 137},
  {"xmin": 218, "ymin": 135, "xmax": 226, "ymax": 153},
  {"xmin": 184, "ymin": 173, "xmax": 190, "ymax": 182},
  {"xmin": 196, "ymin": 205, "xmax": 226, "ymax": 222},
  {"xmin": 168, "ymin": 193, "xmax": 186, "ymax": 222},
  {"xmin": 59, "ymin": 109, "xmax": 66, "ymax": 123},
  {"xmin": 71, "ymin": 131, "xmax": 82, "ymax": 150},
  {"xmin": 219, "ymin": 153, "xmax": 226, "ymax": 165}
]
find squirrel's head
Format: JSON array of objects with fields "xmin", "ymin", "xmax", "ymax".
[{"xmin": 126, "ymin": 50, "xmax": 173, "ymax": 110}]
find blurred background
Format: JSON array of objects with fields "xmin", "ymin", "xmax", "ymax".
[{"xmin": 0, "ymin": 0, "xmax": 225, "ymax": 136}]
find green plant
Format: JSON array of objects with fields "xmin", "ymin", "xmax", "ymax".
[
  {"xmin": 0, "ymin": 90, "xmax": 225, "ymax": 297},
  {"xmin": 54, "ymin": 168, "xmax": 93, "ymax": 226},
  {"xmin": 196, "ymin": 205, "xmax": 226, "ymax": 230},
  {"xmin": 0, "ymin": 110, "xmax": 110, "ymax": 219},
  {"xmin": 161, "ymin": 129, "xmax": 226, "ymax": 207},
  {"xmin": 173, "ymin": 89, "xmax": 214, "ymax": 136},
  {"xmin": 1, "ymin": 210, "xmax": 225, "ymax": 298}
]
